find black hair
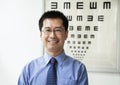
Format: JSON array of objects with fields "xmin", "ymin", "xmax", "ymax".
[{"xmin": 39, "ymin": 10, "xmax": 68, "ymax": 31}]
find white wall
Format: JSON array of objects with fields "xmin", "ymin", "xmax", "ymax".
[
  {"xmin": 0, "ymin": 0, "xmax": 120, "ymax": 85},
  {"xmin": 0, "ymin": 0, "xmax": 43, "ymax": 84}
]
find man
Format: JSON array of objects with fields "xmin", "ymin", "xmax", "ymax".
[{"xmin": 18, "ymin": 10, "xmax": 88, "ymax": 85}]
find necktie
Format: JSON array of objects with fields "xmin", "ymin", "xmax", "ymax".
[{"xmin": 46, "ymin": 58, "xmax": 57, "ymax": 85}]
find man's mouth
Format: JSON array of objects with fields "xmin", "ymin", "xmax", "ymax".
[{"xmin": 48, "ymin": 40, "xmax": 59, "ymax": 45}]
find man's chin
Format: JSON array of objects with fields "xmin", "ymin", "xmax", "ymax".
[{"xmin": 48, "ymin": 47, "xmax": 58, "ymax": 51}]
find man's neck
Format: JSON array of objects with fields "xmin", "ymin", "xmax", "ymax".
[{"xmin": 46, "ymin": 49, "xmax": 64, "ymax": 57}]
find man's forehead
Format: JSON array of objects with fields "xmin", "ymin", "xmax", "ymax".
[{"xmin": 43, "ymin": 18, "xmax": 63, "ymax": 26}]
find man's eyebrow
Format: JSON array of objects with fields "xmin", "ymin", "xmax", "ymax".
[
  {"xmin": 55, "ymin": 26, "xmax": 63, "ymax": 28},
  {"xmin": 44, "ymin": 27, "xmax": 50, "ymax": 29}
]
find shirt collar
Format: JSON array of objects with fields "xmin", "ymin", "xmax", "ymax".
[{"xmin": 43, "ymin": 51, "xmax": 66, "ymax": 66}]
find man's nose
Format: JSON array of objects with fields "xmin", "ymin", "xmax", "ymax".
[{"xmin": 49, "ymin": 31, "xmax": 56, "ymax": 38}]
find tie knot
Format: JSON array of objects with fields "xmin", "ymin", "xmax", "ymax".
[{"xmin": 50, "ymin": 58, "xmax": 57, "ymax": 64}]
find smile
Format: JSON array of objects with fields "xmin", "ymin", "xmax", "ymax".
[{"xmin": 48, "ymin": 40, "xmax": 59, "ymax": 45}]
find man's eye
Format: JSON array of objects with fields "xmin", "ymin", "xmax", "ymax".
[
  {"xmin": 55, "ymin": 30, "xmax": 62, "ymax": 32},
  {"xmin": 46, "ymin": 30, "xmax": 51, "ymax": 32}
]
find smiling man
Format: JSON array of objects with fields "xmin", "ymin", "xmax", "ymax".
[
  {"xmin": 18, "ymin": 10, "xmax": 88, "ymax": 85},
  {"xmin": 41, "ymin": 18, "xmax": 68, "ymax": 57}
]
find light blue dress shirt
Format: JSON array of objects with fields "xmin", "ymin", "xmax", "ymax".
[{"xmin": 18, "ymin": 51, "xmax": 88, "ymax": 85}]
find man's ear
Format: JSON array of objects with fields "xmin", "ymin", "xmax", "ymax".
[
  {"xmin": 40, "ymin": 32, "xmax": 42, "ymax": 39},
  {"xmin": 65, "ymin": 30, "xmax": 68, "ymax": 40}
]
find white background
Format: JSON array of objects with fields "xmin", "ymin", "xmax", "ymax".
[{"xmin": 0, "ymin": 0, "xmax": 120, "ymax": 85}]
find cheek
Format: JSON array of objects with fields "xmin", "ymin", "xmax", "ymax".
[
  {"xmin": 41, "ymin": 36, "xmax": 47, "ymax": 43},
  {"xmin": 42, "ymin": 37, "xmax": 48, "ymax": 42},
  {"xmin": 60, "ymin": 36, "xmax": 67, "ymax": 43}
]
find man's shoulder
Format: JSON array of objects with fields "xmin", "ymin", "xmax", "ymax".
[
  {"xmin": 65, "ymin": 55, "xmax": 83, "ymax": 66},
  {"xmin": 23, "ymin": 56, "xmax": 43, "ymax": 70},
  {"xmin": 28, "ymin": 56, "xmax": 44, "ymax": 66},
  {"xmin": 64, "ymin": 55, "xmax": 87, "ymax": 73}
]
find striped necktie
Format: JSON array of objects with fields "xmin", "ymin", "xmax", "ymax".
[{"xmin": 46, "ymin": 58, "xmax": 57, "ymax": 85}]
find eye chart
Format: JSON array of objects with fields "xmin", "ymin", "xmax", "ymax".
[{"xmin": 44, "ymin": 0, "xmax": 120, "ymax": 72}]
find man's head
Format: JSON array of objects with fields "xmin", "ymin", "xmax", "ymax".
[
  {"xmin": 39, "ymin": 10, "xmax": 68, "ymax": 31},
  {"xmin": 39, "ymin": 10, "xmax": 69, "ymax": 57}
]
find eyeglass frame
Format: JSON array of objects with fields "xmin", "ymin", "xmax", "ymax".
[{"xmin": 41, "ymin": 27, "xmax": 66, "ymax": 35}]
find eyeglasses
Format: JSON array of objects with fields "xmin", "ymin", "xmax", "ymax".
[{"xmin": 42, "ymin": 28, "xmax": 65, "ymax": 35}]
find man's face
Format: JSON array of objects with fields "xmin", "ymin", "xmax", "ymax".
[{"xmin": 40, "ymin": 18, "xmax": 68, "ymax": 56}]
